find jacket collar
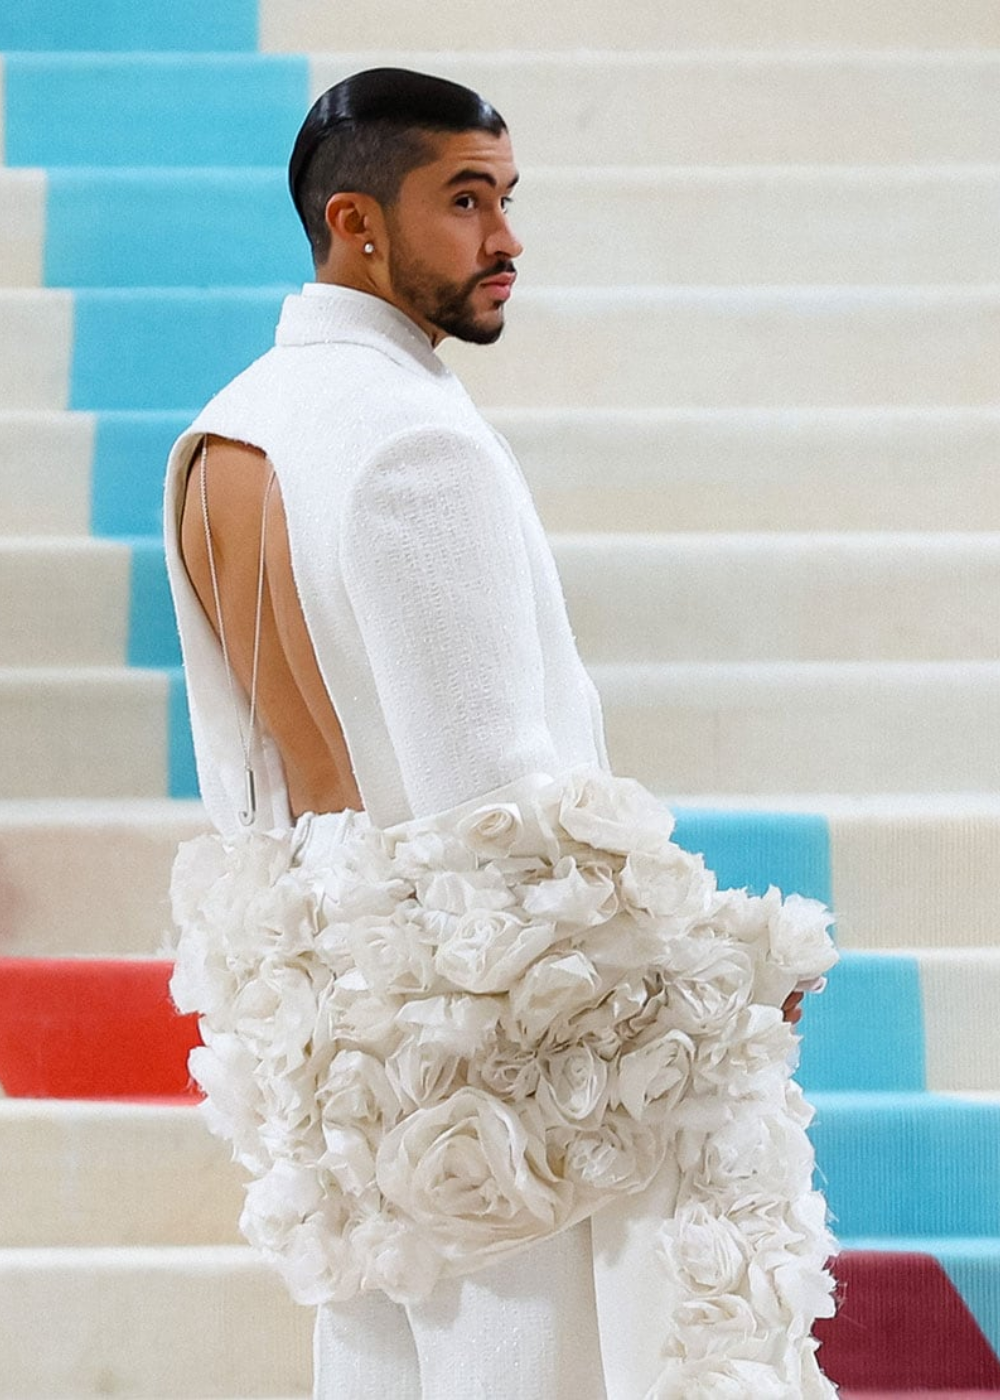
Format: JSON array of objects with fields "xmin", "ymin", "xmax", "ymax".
[{"xmin": 276, "ymin": 283, "xmax": 448, "ymax": 380}]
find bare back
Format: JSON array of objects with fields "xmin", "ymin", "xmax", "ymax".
[{"xmin": 179, "ymin": 435, "xmax": 362, "ymax": 819}]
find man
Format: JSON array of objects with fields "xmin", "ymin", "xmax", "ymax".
[{"xmin": 165, "ymin": 69, "xmax": 834, "ymax": 1399}]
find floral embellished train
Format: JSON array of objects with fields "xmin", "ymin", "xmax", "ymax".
[{"xmin": 169, "ymin": 766, "xmax": 840, "ymax": 1396}]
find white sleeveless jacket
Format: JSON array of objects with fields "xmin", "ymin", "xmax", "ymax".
[{"xmin": 164, "ymin": 282, "xmax": 608, "ymax": 837}]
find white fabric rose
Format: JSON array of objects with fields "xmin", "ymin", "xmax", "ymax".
[
  {"xmin": 507, "ymin": 949, "xmax": 605, "ymax": 1042},
  {"xmin": 658, "ymin": 1204, "xmax": 749, "ymax": 1297},
  {"xmin": 376, "ymin": 1088, "xmax": 570, "ymax": 1248},
  {"xmin": 614, "ymin": 1028, "xmax": 693, "ymax": 1120},
  {"xmin": 619, "ymin": 847, "xmax": 713, "ymax": 926},
  {"xmin": 385, "ymin": 1035, "xmax": 464, "ymax": 1109},
  {"xmin": 520, "ymin": 855, "xmax": 618, "ymax": 927},
  {"xmin": 434, "ymin": 909, "xmax": 558, "ymax": 993},
  {"xmin": 559, "ymin": 1109, "xmax": 661, "ymax": 1192},
  {"xmin": 353, "ymin": 1214, "xmax": 441, "ymax": 1303},
  {"xmin": 345, "ymin": 913, "xmax": 438, "ymax": 996},
  {"xmin": 537, "ymin": 1044, "xmax": 609, "ymax": 1126},
  {"xmin": 455, "ymin": 801, "xmax": 525, "ymax": 857},
  {"xmin": 556, "ymin": 769, "xmax": 676, "ymax": 854}
]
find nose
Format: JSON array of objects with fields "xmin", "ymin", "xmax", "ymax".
[{"xmin": 486, "ymin": 210, "xmax": 523, "ymax": 261}]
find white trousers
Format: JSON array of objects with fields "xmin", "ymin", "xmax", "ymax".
[{"xmin": 313, "ymin": 1219, "xmax": 608, "ymax": 1400}]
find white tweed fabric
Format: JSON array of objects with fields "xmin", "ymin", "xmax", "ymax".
[{"xmin": 163, "ymin": 283, "xmax": 608, "ymax": 835}]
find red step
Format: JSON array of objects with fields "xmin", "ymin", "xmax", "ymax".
[
  {"xmin": 818, "ymin": 1252, "xmax": 1000, "ymax": 1391},
  {"xmin": 0, "ymin": 957, "xmax": 201, "ymax": 1099}
]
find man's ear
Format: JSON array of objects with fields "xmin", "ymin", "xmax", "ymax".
[{"xmin": 324, "ymin": 192, "xmax": 384, "ymax": 257}]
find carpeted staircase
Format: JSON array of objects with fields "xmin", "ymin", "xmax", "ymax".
[{"xmin": 1, "ymin": 1, "xmax": 999, "ymax": 1395}]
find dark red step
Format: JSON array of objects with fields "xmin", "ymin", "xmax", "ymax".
[{"xmin": 818, "ymin": 1252, "xmax": 1000, "ymax": 1391}]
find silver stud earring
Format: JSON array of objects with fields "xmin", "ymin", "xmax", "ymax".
[{"xmin": 363, "ymin": 241, "xmax": 375, "ymax": 255}]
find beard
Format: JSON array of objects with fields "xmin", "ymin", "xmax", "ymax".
[{"xmin": 387, "ymin": 236, "xmax": 513, "ymax": 345}]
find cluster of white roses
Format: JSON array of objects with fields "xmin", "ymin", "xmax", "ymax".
[{"xmin": 170, "ymin": 767, "xmax": 838, "ymax": 1391}]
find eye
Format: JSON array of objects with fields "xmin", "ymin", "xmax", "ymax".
[
  {"xmin": 501, "ymin": 195, "xmax": 515, "ymax": 212},
  {"xmin": 453, "ymin": 193, "xmax": 477, "ymax": 210}
]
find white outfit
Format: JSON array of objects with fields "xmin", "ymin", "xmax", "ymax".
[{"xmin": 164, "ymin": 285, "xmax": 839, "ymax": 1399}]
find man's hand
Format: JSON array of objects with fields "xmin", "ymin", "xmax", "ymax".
[{"xmin": 782, "ymin": 991, "xmax": 805, "ymax": 1026}]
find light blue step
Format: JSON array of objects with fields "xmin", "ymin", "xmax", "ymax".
[
  {"xmin": 811, "ymin": 1093, "xmax": 1000, "ymax": 1238},
  {"xmin": 43, "ymin": 169, "xmax": 309, "ymax": 288},
  {"xmin": 0, "ymin": 2, "xmax": 259, "ymax": 51},
  {"xmin": 127, "ymin": 538, "xmax": 180, "ymax": 669},
  {"xmin": 797, "ymin": 951, "xmax": 924, "ymax": 1093},
  {"xmin": 91, "ymin": 412, "xmax": 189, "ymax": 537},
  {"xmin": 71, "ymin": 288, "xmax": 288, "ymax": 411},
  {"xmin": 3, "ymin": 55, "xmax": 307, "ymax": 167}
]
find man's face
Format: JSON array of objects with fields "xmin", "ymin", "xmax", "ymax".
[{"xmin": 382, "ymin": 128, "xmax": 522, "ymax": 346}]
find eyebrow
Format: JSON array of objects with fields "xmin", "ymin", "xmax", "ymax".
[{"xmin": 443, "ymin": 168, "xmax": 520, "ymax": 191}]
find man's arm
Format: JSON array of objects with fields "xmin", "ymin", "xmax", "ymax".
[{"xmin": 340, "ymin": 426, "xmax": 561, "ymax": 816}]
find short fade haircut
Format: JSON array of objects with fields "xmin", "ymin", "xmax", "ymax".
[{"xmin": 288, "ymin": 67, "xmax": 507, "ymax": 264}]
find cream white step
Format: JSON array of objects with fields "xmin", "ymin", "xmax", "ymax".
[
  {"xmin": 5, "ymin": 793, "xmax": 1000, "ymax": 958},
  {"xmin": 0, "ymin": 168, "xmax": 44, "ymax": 289},
  {"xmin": 265, "ymin": 0, "xmax": 1000, "ymax": 51},
  {"xmin": 0, "ymin": 1101, "xmax": 242, "ymax": 1247},
  {"xmin": 0, "ymin": 799, "xmax": 206, "ymax": 956},
  {"xmin": 0, "ymin": 1246, "xmax": 311, "ymax": 1398},
  {"xmin": 444, "ymin": 286, "xmax": 1000, "ymax": 408},
  {"xmin": 556, "ymin": 532, "xmax": 1000, "ymax": 663},
  {"xmin": 0, "ymin": 411, "xmax": 93, "ymax": 535},
  {"xmin": 5, "ymin": 408, "xmax": 1000, "ymax": 538},
  {"xmin": 516, "ymin": 166, "xmax": 1000, "ymax": 286},
  {"xmin": 6, "ymin": 167, "xmax": 999, "ymax": 288},
  {"xmin": 596, "ymin": 661, "xmax": 1000, "ymax": 794},
  {"xmin": 0, "ymin": 538, "xmax": 129, "ymax": 665},
  {"xmin": 915, "ymin": 949, "xmax": 1000, "ymax": 1092},
  {"xmin": 11, "ymin": 285, "xmax": 1000, "ymax": 412},
  {"xmin": 311, "ymin": 53, "xmax": 1000, "ymax": 165},
  {"xmin": 507, "ymin": 408, "xmax": 1000, "ymax": 534},
  {"xmin": 0, "ymin": 289, "xmax": 71, "ymax": 411},
  {"xmin": 13, "ymin": 532, "xmax": 1000, "ymax": 670},
  {"xmin": 0, "ymin": 669, "xmax": 168, "ymax": 798}
]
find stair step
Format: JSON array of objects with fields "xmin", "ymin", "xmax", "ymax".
[
  {"xmin": 0, "ymin": 667, "xmax": 170, "ymax": 798},
  {"xmin": 0, "ymin": 167, "xmax": 44, "ymax": 287},
  {"xmin": 311, "ymin": 52, "xmax": 1000, "ymax": 166},
  {"xmin": 261, "ymin": 0, "xmax": 1000, "ymax": 52},
  {"xmin": 5, "ymin": 408, "xmax": 1000, "ymax": 538},
  {"xmin": 7, "ymin": 165, "xmax": 1000, "ymax": 289},
  {"xmin": 0, "ymin": 2, "xmax": 258, "ymax": 53},
  {"xmin": 3, "ymin": 0, "xmax": 998, "ymax": 54},
  {"xmin": 0, "ymin": 798, "xmax": 205, "ymax": 956},
  {"xmin": 799, "ymin": 950, "xmax": 1000, "ymax": 1095},
  {"xmin": 0, "ymin": 538, "xmax": 130, "ymax": 665},
  {"xmin": 445, "ymin": 285, "xmax": 1000, "ymax": 409},
  {"xmin": 6, "ymin": 53, "xmax": 1000, "ymax": 168},
  {"xmin": 0, "ymin": 1246, "xmax": 312, "ymax": 1398},
  {"xmin": 14, "ymin": 531, "xmax": 1000, "ymax": 669},
  {"xmin": 7, "ymin": 796, "xmax": 1000, "ymax": 957},
  {"xmin": 818, "ymin": 1247, "xmax": 1000, "ymax": 1392},
  {"xmin": 5, "ymin": 285, "xmax": 1000, "ymax": 413},
  {"xmin": 811, "ymin": 1094, "xmax": 1000, "ymax": 1238},
  {"xmin": 557, "ymin": 533, "xmax": 1000, "ymax": 663},
  {"xmin": 0, "ymin": 957, "xmax": 200, "ymax": 1100},
  {"xmin": 0, "ymin": 1100, "xmax": 242, "ymax": 1246},
  {"xmin": 597, "ymin": 661, "xmax": 1000, "ymax": 794}
]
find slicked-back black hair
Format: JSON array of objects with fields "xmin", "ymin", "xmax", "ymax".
[{"xmin": 288, "ymin": 68, "xmax": 507, "ymax": 264}]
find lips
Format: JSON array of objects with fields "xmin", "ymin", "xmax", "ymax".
[{"xmin": 479, "ymin": 272, "xmax": 516, "ymax": 301}]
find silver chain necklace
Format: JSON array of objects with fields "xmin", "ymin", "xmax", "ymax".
[{"xmin": 198, "ymin": 434, "xmax": 275, "ymax": 827}]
